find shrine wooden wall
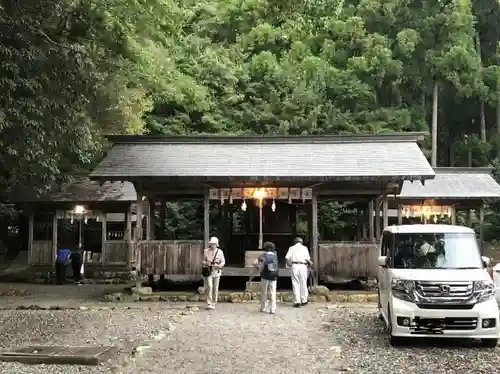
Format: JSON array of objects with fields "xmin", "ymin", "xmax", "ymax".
[
  {"xmin": 318, "ymin": 241, "xmax": 378, "ymax": 278},
  {"xmin": 139, "ymin": 240, "xmax": 203, "ymax": 276}
]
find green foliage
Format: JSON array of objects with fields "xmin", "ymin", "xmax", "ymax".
[{"xmin": 2, "ymin": 0, "xmax": 500, "ymax": 240}]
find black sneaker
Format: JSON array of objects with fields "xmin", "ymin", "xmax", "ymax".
[
  {"xmin": 301, "ymin": 302, "xmax": 308, "ymax": 306},
  {"xmin": 293, "ymin": 303, "xmax": 301, "ymax": 308}
]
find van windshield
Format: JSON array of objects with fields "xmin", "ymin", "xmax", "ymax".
[{"xmin": 392, "ymin": 232, "xmax": 483, "ymax": 269}]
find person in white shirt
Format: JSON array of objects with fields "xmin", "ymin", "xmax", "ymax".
[
  {"xmin": 202, "ymin": 236, "xmax": 225, "ymax": 310},
  {"xmin": 285, "ymin": 237, "xmax": 312, "ymax": 307}
]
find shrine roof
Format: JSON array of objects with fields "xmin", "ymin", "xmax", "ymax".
[
  {"xmin": 10, "ymin": 177, "xmax": 137, "ymax": 203},
  {"xmin": 90, "ymin": 133, "xmax": 435, "ymax": 182},
  {"xmin": 397, "ymin": 167, "xmax": 500, "ymax": 200}
]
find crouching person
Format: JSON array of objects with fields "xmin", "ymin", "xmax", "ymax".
[
  {"xmin": 255, "ymin": 241, "xmax": 279, "ymax": 314},
  {"xmin": 202, "ymin": 237, "xmax": 225, "ymax": 310},
  {"xmin": 55, "ymin": 247, "xmax": 72, "ymax": 285}
]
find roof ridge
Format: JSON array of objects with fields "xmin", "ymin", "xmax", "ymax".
[
  {"xmin": 105, "ymin": 132, "xmax": 428, "ymax": 144},
  {"xmin": 434, "ymin": 167, "xmax": 493, "ymax": 174}
]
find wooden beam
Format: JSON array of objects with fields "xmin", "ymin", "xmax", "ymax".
[
  {"xmin": 382, "ymin": 194, "xmax": 389, "ymax": 229},
  {"xmin": 125, "ymin": 202, "xmax": 133, "ymax": 263},
  {"xmin": 136, "ymin": 195, "xmax": 143, "ymax": 241},
  {"xmin": 368, "ymin": 200, "xmax": 374, "ymax": 240},
  {"xmin": 450, "ymin": 205, "xmax": 456, "ymax": 225},
  {"xmin": 397, "ymin": 204, "xmax": 403, "ymax": 225},
  {"xmin": 204, "ymin": 189, "xmax": 210, "ymax": 248},
  {"xmin": 311, "ymin": 190, "xmax": 319, "ymax": 285},
  {"xmin": 52, "ymin": 213, "xmax": 58, "ymax": 269},
  {"xmin": 479, "ymin": 203, "xmax": 485, "ymax": 254},
  {"xmin": 146, "ymin": 199, "xmax": 152, "ymax": 241},
  {"xmin": 101, "ymin": 212, "xmax": 107, "ymax": 265},
  {"xmin": 28, "ymin": 212, "xmax": 34, "ymax": 265},
  {"xmin": 375, "ymin": 197, "xmax": 381, "ymax": 240}
]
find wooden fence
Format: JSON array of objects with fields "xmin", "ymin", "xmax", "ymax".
[
  {"xmin": 139, "ymin": 240, "xmax": 203, "ymax": 275},
  {"xmin": 318, "ymin": 241, "xmax": 378, "ymax": 278},
  {"xmin": 29, "ymin": 240, "xmax": 53, "ymax": 266}
]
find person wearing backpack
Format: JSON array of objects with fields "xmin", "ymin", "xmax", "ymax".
[{"xmin": 254, "ymin": 241, "xmax": 279, "ymax": 314}]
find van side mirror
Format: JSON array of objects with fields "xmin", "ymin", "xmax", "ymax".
[
  {"xmin": 481, "ymin": 256, "xmax": 490, "ymax": 267},
  {"xmin": 377, "ymin": 256, "xmax": 388, "ymax": 267}
]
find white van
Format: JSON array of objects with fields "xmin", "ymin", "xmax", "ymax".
[{"xmin": 377, "ymin": 224, "xmax": 499, "ymax": 347}]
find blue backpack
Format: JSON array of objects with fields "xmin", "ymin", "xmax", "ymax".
[{"xmin": 260, "ymin": 252, "xmax": 279, "ymax": 280}]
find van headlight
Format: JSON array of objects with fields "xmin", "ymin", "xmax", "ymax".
[
  {"xmin": 472, "ymin": 280, "xmax": 495, "ymax": 303},
  {"xmin": 391, "ymin": 278, "xmax": 416, "ymax": 303}
]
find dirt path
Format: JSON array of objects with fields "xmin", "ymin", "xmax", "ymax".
[{"xmin": 121, "ymin": 303, "xmax": 345, "ymax": 374}]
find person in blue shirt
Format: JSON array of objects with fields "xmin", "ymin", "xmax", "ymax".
[{"xmin": 55, "ymin": 247, "xmax": 72, "ymax": 285}]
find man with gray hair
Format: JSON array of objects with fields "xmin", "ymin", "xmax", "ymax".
[{"xmin": 285, "ymin": 237, "xmax": 312, "ymax": 307}]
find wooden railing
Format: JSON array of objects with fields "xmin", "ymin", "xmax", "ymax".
[
  {"xmin": 318, "ymin": 241, "xmax": 378, "ymax": 278},
  {"xmin": 139, "ymin": 240, "xmax": 203, "ymax": 275}
]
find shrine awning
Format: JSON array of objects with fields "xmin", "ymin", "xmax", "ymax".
[
  {"xmin": 397, "ymin": 167, "xmax": 500, "ymax": 200},
  {"xmin": 90, "ymin": 133, "xmax": 435, "ymax": 183}
]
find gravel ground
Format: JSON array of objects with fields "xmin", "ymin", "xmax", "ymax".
[
  {"xmin": 0, "ymin": 305, "xmax": 200, "ymax": 374},
  {"xmin": 1, "ymin": 300, "xmax": 498, "ymax": 374},
  {"xmin": 322, "ymin": 304, "xmax": 500, "ymax": 374},
  {"xmin": 120, "ymin": 303, "xmax": 345, "ymax": 374}
]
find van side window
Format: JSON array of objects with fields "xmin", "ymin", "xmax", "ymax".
[{"xmin": 381, "ymin": 232, "xmax": 391, "ymax": 257}]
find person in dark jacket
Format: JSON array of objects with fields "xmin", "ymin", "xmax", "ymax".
[
  {"xmin": 70, "ymin": 244, "xmax": 84, "ymax": 283},
  {"xmin": 55, "ymin": 247, "xmax": 72, "ymax": 285}
]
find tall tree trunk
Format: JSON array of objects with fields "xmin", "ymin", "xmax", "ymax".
[
  {"xmin": 431, "ymin": 80, "xmax": 439, "ymax": 167},
  {"xmin": 480, "ymin": 101, "xmax": 486, "ymax": 142},
  {"xmin": 497, "ymin": 97, "xmax": 500, "ymax": 158},
  {"xmin": 476, "ymin": 33, "xmax": 486, "ymax": 142}
]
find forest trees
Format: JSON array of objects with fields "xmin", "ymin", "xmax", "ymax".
[{"xmin": 1, "ymin": 0, "xmax": 500, "ymax": 237}]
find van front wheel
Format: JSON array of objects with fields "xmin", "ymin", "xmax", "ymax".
[{"xmin": 387, "ymin": 305, "xmax": 405, "ymax": 346}]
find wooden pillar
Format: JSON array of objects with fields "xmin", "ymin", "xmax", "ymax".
[
  {"xmin": 101, "ymin": 212, "xmax": 107, "ymax": 265},
  {"xmin": 368, "ymin": 200, "xmax": 374, "ymax": 240},
  {"xmin": 125, "ymin": 202, "xmax": 133, "ymax": 262},
  {"xmin": 375, "ymin": 197, "xmax": 381, "ymax": 240},
  {"xmin": 159, "ymin": 198, "xmax": 166, "ymax": 240},
  {"xmin": 136, "ymin": 196, "xmax": 143, "ymax": 241},
  {"xmin": 311, "ymin": 190, "xmax": 319, "ymax": 285},
  {"xmin": 450, "ymin": 205, "xmax": 456, "ymax": 225},
  {"xmin": 28, "ymin": 211, "xmax": 34, "ymax": 265},
  {"xmin": 290, "ymin": 204, "xmax": 297, "ymax": 237},
  {"xmin": 258, "ymin": 200, "xmax": 263, "ymax": 249},
  {"xmin": 382, "ymin": 193, "xmax": 389, "ymax": 230},
  {"xmin": 397, "ymin": 204, "xmax": 403, "ymax": 225},
  {"xmin": 52, "ymin": 213, "xmax": 58, "ymax": 268},
  {"xmin": 479, "ymin": 202, "xmax": 485, "ymax": 254},
  {"xmin": 204, "ymin": 189, "xmax": 210, "ymax": 249},
  {"xmin": 356, "ymin": 207, "xmax": 362, "ymax": 241},
  {"xmin": 146, "ymin": 199, "xmax": 152, "ymax": 241}
]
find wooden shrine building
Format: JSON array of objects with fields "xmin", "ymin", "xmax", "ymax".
[
  {"xmin": 10, "ymin": 177, "xmax": 142, "ymax": 274},
  {"xmin": 390, "ymin": 167, "xmax": 500, "ymax": 250},
  {"xmin": 89, "ymin": 133, "xmax": 435, "ymax": 281}
]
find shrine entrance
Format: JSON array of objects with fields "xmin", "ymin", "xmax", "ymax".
[{"xmin": 207, "ymin": 187, "xmax": 314, "ymax": 268}]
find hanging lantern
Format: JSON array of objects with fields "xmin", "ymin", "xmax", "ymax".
[
  {"xmin": 271, "ymin": 199, "xmax": 276, "ymax": 212},
  {"xmin": 70, "ymin": 216, "xmax": 74, "ymax": 224},
  {"xmin": 84, "ymin": 216, "xmax": 88, "ymax": 224},
  {"xmin": 241, "ymin": 200, "xmax": 247, "ymax": 211}
]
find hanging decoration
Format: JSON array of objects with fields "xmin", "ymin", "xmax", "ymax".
[
  {"xmin": 210, "ymin": 187, "xmax": 312, "ymax": 202},
  {"xmin": 241, "ymin": 200, "xmax": 247, "ymax": 211},
  {"xmin": 271, "ymin": 199, "xmax": 276, "ymax": 212},
  {"xmin": 401, "ymin": 204, "xmax": 453, "ymax": 222}
]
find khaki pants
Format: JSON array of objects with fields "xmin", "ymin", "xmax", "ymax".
[{"xmin": 205, "ymin": 275, "xmax": 220, "ymax": 305}]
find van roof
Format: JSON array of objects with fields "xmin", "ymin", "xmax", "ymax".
[{"xmin": 383, "ymin": 224, "xmax": 475, "ymax": 234}]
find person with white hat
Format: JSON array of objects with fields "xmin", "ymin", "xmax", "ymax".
[{"xmin": 202, "ymin": 236, "xmax": 225, "ymax": 310}]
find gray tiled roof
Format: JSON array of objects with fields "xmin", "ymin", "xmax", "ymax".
[
  {"xmin": 90, "ymin": 134, "xmax": 435, "ymax": 181},
  {"xmin": 12, "ymin": 177, "xmax": 137, "ymax": 202},
  {"xmin": 398, "ymin": 167, "xmax": 500, "ymax": 199}
]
